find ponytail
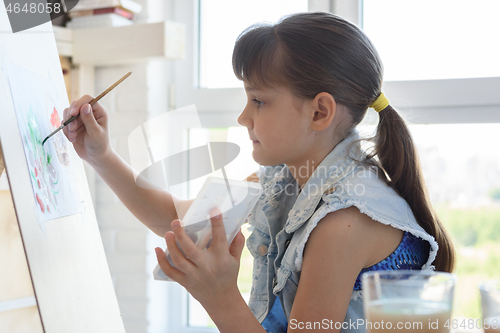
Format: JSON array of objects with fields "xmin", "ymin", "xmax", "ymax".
[{"xmin": 359, "ymin": 105, "xmax": 456, "ymax": 273}]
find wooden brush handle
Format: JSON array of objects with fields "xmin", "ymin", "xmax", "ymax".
[{"xmin": 63, "ymin": 71, "xmax": 132, "ymax": 128}]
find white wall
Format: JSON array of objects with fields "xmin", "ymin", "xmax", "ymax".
[{"xmin": 86, "ymin": 1, "xmax": 177, "ymax": 332}]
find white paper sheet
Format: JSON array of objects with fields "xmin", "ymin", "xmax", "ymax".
[{"xmin": 5, "ymin": 62, "xmax": 81, "ymax": 225}]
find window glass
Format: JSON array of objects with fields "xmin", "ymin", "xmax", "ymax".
[
  {"xmin": 409, "ymin": 123, "xmax": 500, "ymax": 320},
  {"xmin": 359, "ymin": 122, "xmax": 500, "ymax": 320},
  {"xmin": 199, "ymin": 0, "xmax": 308, "ymax": 89},
  {"xmin": 363, "ymin": 0, "xmax": 500, "ymax": 81}
]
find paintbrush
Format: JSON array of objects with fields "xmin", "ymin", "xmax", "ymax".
[{"xmin": 42, "ymin": 71, "xmax": 132, "ymax": 145}]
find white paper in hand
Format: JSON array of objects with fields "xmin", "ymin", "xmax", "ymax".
[{"xmin": 153, "ymin": 177, "xmax": 262, "ymax": 281}]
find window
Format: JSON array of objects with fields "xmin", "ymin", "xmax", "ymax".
[
  {"xmin": 199, "ymin": 0, "xmax": 308, "ymax": 89},
  {"xmin": 173, "ymin": 0, "xmax": 322, "ymax": 113},
  {"xmin": 408, "ymin": 123, "xmax": 500, "ymax": 320},
  {"xmin": 363, "ymin": 0, "xmax": 500, "ymax": 81},
  {"xmin": 166, "ymin": 0, "xmax": 500, "ymax": 331},
  {"xmin": 357, "ymin": 120, "xmax": 500, "ymax": 320},
  {"xmin": 361, "ymin": 0, "xmax": 500, "ymax": 323}
]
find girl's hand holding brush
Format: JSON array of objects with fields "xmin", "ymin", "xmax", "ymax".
[{"xmin": 62, "ymin": 95, "xmax": 113, "ymax": 168}]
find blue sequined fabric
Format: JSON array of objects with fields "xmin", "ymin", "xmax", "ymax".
[{"xmin": 353, "ymin": 231, "xmax": 430, "ymax": 290}]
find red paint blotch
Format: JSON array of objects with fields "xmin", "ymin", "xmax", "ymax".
[
  {"xmin": 50, "ymin": 107, "xmax": 61, "ymax": 127},
  {"xmin": 36, "ymin": 193, "xmax": 45, "ymax": 213}
]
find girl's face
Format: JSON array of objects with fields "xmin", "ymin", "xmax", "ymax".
[{"xmin": 238, "ymin": 82, "xmax": 315, "ymax": 166}]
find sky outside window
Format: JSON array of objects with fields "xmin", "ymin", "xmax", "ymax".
[
  {"xmin": 363, "ymin": 0, "xmax": 500, "ymax": 81},
  {"xmin": 199, "ymin": 0, "xmax": 308, "ymax": 89}
]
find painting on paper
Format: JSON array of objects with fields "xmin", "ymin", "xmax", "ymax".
[{"xmin": 5, "ymin": 62, "xmax": 81, "ymax": 223}]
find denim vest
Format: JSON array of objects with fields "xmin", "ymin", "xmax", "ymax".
[{"xmin": 245, "ymin": 128, "xmax": 439, "ymax": 333}]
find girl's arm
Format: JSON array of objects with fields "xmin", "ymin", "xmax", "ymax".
[
  {"xmin": 91, "ymin": 150, "xmax": 194, "ymax": 236},
  {"xmin": 90, "ymin": 168, "xmax": 259, "ymax": 237},
  {"xmin": 64, "ymin": 95, "xmax": 258, "ymax": 237},
  {"xmin": 62, "ymin": 95, "xmax": 193, "ymax": 236}
]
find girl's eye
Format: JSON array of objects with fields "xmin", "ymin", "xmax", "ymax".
[{"xmin": 252, "ymin": 99, "xmax": 264, "ymax": 107}]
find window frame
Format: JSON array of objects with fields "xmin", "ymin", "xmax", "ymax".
[
  {"xmin": 174, "ymin": 0, "xmax": 500, "ymax": 122},
  {"xmin": 161, "ymin": 0, "xmax": 500, "ymax": 331}
]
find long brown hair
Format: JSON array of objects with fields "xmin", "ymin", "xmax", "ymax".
[{"xmin": 232, "ymin": 12, "xmax": 455, "ymax": 272}]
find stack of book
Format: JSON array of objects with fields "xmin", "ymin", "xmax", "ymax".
[{"xmin": 67, "ymin": 0, "xmax": 142, "ymax": 29}]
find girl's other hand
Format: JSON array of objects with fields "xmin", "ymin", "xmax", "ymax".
[
  {"xmin": 62, "ymin": 95, "xmax": 112, "ymax": 167},
  {"xmin": 155, "ymin": 208, "xmax": 245, "ymax": 312}
]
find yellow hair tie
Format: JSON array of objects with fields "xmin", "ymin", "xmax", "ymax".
[{"xmin": 370, "ymin": 92, "xmax": 390, "ymax": 112}]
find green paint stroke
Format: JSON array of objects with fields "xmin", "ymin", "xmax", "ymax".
[
  {"xmin": 27, "ymin": 104, "xmax": 54, "ymax": 170},
  {"xmin": 27, "ymin": 105, "xmax": 45, "ymax": 164},
  {"xmin": 26, "ymin": 104, "xmax": 59, "ymax": 213}
]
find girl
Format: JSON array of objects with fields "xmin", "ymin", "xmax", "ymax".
[{"xmin": 63, "ymin": 12, "xmax": 455, "ymax": 333}]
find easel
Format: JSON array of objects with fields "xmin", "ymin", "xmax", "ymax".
[
  {"xmin": 0, "ymin": 138, "xmax": 43, "ymax": 331},
  {"xmin": 0, "ymin": 5, "xmax": 125, "ymax": 331},
  {"xmin": 0, "ymin": 142, "xmax": 4, "ymax": 176}
]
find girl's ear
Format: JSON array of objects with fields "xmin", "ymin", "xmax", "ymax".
[{"xmin": 310, "ymin": 92, "xmax": 336, "ymax": 131}]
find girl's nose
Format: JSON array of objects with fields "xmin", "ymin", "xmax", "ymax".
[{"xmin": 237, "ymin": 104, "xmax": 253, "ymax": 128}]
